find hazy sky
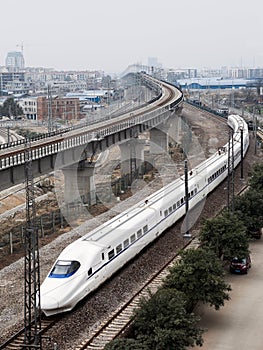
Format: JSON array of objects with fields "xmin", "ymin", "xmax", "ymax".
[{"xmin": 1, "ymin": 0, "xmax": 262, "ymax": 74}]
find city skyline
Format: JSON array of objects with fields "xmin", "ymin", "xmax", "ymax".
[{"xmin": 1, "ymin": 0, "xmax": 263, "ymax": 74}]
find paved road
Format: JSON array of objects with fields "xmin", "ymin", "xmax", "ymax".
[{"xmin": 191, "ymin": 239, "xmax": 263, "ymax": 350}]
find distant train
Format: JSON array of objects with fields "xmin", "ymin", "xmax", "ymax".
[
  {"xmin": 40, "ymin": 114, "xmax": 249, "ymax": 316},
  {"xmin": 216, "ymin": 108, "xmax": 229, "ymax": 117}
]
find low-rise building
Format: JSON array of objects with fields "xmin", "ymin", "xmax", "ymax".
[
  {"xmin": 37, "ymin": 96, "xmax": 81, "ymax": 121},
  {"xmin": 18, "ymin": 97, "xmax": 38, "ymax": 120}
]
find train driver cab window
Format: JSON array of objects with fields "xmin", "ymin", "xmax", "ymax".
[
  {"xmin": 88, "ymin": 268, "xmax": 92, "ymax": 276},
  {"xmin": 49, "ymin": 260, "xmax": 80, "ymax": 278}
]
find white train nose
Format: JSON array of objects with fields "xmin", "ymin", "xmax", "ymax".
[{"xmin": 40, "ymin": 295, "xmax": 59, "ymax": 311}]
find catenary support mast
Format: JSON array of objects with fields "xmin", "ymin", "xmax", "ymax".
[{"xmin": 23, "ymin": 137, "xmax": 42, "ymax": 349}]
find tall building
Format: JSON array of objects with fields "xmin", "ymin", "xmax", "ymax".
[{"xmin": 5, "ymin": 51, "xmax": 25, "ymax": 72}]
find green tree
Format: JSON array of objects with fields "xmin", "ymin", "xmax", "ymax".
[
  {"xmin": 199, "ymin": 210, "xmax": 249, "ymax": 259},
  {"xmin": 131, "ymin": 288, "xmax": 203, "ymax": 350},
  {"xmin": 163, "ymin": 248, "xmax": 231, "ymax": 311},
  {"xmin": 249, "ymin": 163, "xmax": 263, "ymax": 192},
  {"xmin": 234, "ymin": 189, "xmax": 263, "ymax": 234},
  {"xmin": 105, "ymin": 289, "xmax": 203, "ymax": 350},
  {"xmin": 0, "ymin": 97, "xmax": 23, "ymax": 118}
]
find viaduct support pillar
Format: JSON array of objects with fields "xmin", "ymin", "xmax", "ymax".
[
  {"xmin": 62, "ymin": 162, "xmax": 96, "ymax": 205},
  {"xmin": 149, "ymin": 125, "xmax": 170, "ymax": 155},
  {"xmin": 119, "ymin": 139, "xmax": 145, "ymax": 176},
  {"xmin": 168, "ymin": 115, "xmax": 182, "ymax": 146}
]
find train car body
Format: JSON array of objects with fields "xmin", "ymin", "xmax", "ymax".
[{"xmin": 40, "ymin": 114, "xmax": 249, "ymax": 316}]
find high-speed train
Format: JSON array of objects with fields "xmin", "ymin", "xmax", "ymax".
[{"xmin": 40, "ymin": 114, "xmax": 249, "ymax": 316}]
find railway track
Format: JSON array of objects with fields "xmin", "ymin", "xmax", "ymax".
[
  {"xmin": 0, "ymin": 237, "xmax": 198, "ymax": 350},
  {"xmin": 0, "ymin": 101, "xmax": 242, "ymax": 349},
  {"xmin": 0, "ymin": 127, "xmax": 24, "ymax": 145},
  {"xmin": 185, "ymin": 102, "xmax": 229, "ymax": 126},
  {"xmin": 74, "ymin": 237, "xmax": 199, "ymax": 350},
  {"xmin": 73, "ymin": 186, "xmax": 251, "ymax": 350},
  {"xmin": 0, "ymin": 76, "xmax": 182, "ymax": 160},
  {"xmin": 0, "ymin": 184, "xmax": 251, "ymax": 350},
  {"xmin": 0, "ymin": 316, "xmax": 61, "ymax": 350}
]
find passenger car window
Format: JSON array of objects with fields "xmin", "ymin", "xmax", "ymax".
[
  {"xmin": 123, "ymin": 239, "xmax": 129, "ymax": 248},
  {"xmin": 130, "ymin": 234, "xmax": 136, "ymax": 243},
  {"xmin": 137, "ymin": 229, "xmax": 142, "ymax": 238},
  {"xmin": 116, "ymin": 244, "xmax": 122, "ymax": 253},
  {"xmin": 108, "ymin": 249, "xmax": 115, "ymax": 260}
]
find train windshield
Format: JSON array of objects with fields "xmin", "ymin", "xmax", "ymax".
[{"xmin": 49, "ymin": 260, "xmax": 80, "ymax": 278}]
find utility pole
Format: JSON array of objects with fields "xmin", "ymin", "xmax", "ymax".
[
  {"xmin": 47, "ymin": 85, "xmax": 52, "ymax": 133},
  {"xmin": 227, "ymin": 130, "xmax": 235, "ymax": 213},
  {"xmin": 254, "ymin": 116, "xmax": 258, "ymax": 155},
  {"xmin": 183, "ymin": 159, "xmax": 191, "ymax": 238},
  {"xmin": 7, "ymin": 126, "xmax": 10, "ymax": 145},
  {"xmin": 129, "ymin": 129, "xmax": 138, "ymax": 185},
  {"xmin": 240, "ymin": 128, "xmax": 244, "ymax": 180},
  {"xmin": 231, "ymin": 129, "xmax": 235, "ymax": 212},
  {"xmin": 23, "ymin": 137, "xmax": 42, "ymax": 349}
]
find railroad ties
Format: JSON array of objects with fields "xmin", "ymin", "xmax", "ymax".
[{"xmin": 0, "ymin": 318, "xmax": 59, "ymax": 350}]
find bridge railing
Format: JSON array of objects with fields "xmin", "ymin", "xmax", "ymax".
[
  {"xmin": 0, "ymin": 103, "xmax": 172, "ymax": 170},
  {"xmin": 0, "ymin": 74, "xmax": 183, "ymax": 169}
]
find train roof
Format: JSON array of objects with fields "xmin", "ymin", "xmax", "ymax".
[
  {"xmin": 81, "ymin": 178, "xmax": 184, "ymax": 246},
  {"xmin": 81, "ymin": 201, "xmax": 157, "ymax": 246},
  {"xmin": 60, "ymin": 239, "xmax": 103, "ymax": 259}
]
